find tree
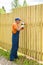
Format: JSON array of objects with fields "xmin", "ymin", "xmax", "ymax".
[
  {"xmin": 12, "ymin": 0, "xmax": 21, "ymax": 8},
  {"xmin": 23, "ymin": 0, "xmax": 27, "ymax": 7},
  {"xmin": 0, "ymin": 6, "xmax": 6, "ymax": 14},
  {"xmin": 2, "ymin": 6, "xmax": 6, "ymax": 12}
]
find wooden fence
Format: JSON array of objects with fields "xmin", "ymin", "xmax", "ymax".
[{"xmin": 0, "ymin": 4, "xmax": 43, "ymax": 61}]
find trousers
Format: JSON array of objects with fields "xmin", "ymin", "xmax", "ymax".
[{"xmin": 10, "ymin": 31, "xmax": 19, "ymax": 61}]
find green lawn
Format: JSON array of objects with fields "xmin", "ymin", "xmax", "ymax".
[{"xmin": 0, "ymin": 49, "xmax": 43, "ymax": 65}]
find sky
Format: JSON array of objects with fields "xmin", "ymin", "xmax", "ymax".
[{"xmin": 0, "ymin": 0, "xmax": 43, "ymax": 13}]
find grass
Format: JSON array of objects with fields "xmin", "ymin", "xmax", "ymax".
[
  {"xmin": 0, "ymin": 49, "xmax": 10, "ymax": 60},
  {"xmin": 0, "ymin": 49, "xmax": 43, "ymax": 65}
]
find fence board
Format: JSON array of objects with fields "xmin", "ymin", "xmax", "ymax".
[{"xmin": 0, "ymin": 4, "xmax": 43, "ymax": 61}]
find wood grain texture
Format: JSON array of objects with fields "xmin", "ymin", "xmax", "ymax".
[{"xmin": 0, "ymin": 4, "xmax": 43, "ymax": 61}]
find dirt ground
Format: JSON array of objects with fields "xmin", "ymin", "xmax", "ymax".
[{"xmin": 0, "ymin": 56, "xmax": 17, "ymax": 65}]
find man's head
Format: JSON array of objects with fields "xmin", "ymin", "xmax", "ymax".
[{"xmin": 15, "ymin": 18, "xmax": 21, "ymax": 24}]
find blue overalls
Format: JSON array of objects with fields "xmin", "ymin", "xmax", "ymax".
[{"xmin": 10, "ymin": 31, "xmax": 19, "ymax": 61}]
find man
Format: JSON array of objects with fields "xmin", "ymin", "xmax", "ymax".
[{"xmin": 10, "ymin": 18, "xmax": 24, "ymax": 61}]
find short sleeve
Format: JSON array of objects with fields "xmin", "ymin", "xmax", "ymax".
[{"xmin": 12, "ymin": 23, "xmax": 18, "ymax": 30}]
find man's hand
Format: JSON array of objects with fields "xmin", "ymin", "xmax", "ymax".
[
  {"xmin": 17, "ymin": 22, "xmax": 27, "ymax": 31},
  {"xmin": 16, "ymin": 26, "xmax": 24, "ymax": 31}
]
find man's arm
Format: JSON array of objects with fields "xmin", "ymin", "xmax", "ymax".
[
  {"xmin": 16, "ymin": 26, "xmax": 24, "ymax": 31},
  {"xmin": 13, "ymin": 23, "xmax": 24, "ymax": 31}
]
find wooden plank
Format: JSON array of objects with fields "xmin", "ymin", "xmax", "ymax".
[{"xmin": 0, "ymin": 4, "xmax": 43, "ymax": 61}]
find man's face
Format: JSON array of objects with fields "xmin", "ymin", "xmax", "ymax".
[{"xmin": 16, "ymin": 20, "xmax": 20, "ymax": 24}]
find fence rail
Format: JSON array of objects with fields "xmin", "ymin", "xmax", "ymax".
[{"xmin": 0, "ymin": 4, "xmax": 43, "ymax": 61}]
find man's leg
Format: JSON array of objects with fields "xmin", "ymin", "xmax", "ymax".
[
  {"xmin": 15, "ymin": 38, "xmax": 19, "ymax": 59},
  {"xmin": 10, "ymin": 48, "xmax": 15, "ymax": 61},
  {"xmin": 10, "ymin": 32, "xmax": 19, "ymax": 61},
  {"xmin": 10, "ymin": 34, "xmax": 16, "ymax": 61}
]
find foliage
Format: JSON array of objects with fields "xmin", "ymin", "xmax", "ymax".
[
  {"xmin": 0, "ymin": 49, "xmax": 42, "ymax": 65},
  {"xmin": 12, "ymin": 0, "xmax": 21, "ymax": 8},
  {"xmin": 0, "ymin": 6, "xmax": 6, "ymax": 14},
  {"xmin": 23, "ymin": 0, "xmax": 27, "ymax": 7},
  {"xmin": 12, "ymin": 0, "xmax": 27, "ymax": 8}
]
